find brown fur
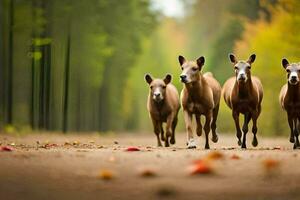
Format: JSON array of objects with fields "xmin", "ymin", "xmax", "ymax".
[
  {"xmin": 222, "ymin": 54, "xmax": 263, "ymax": 148},
  {"xmin": 279, "ymin": 58, "xmax": 300, "ymax": 148},
  {"xmin": 145, "ymin": 74, "xmax": 180, "ymax": 147},
  {"xmin": 179, "ymin": 55, "xmax": 221, "ymax": 149}
]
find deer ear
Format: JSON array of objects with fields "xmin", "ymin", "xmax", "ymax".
[
  {"xmin": 145, "ymin": 74, "xmax": 153, "ymax": 84},
  {"xmin": 196, "ymin": 56, "xmax": 205, "ymax": 69},
  {"xmin": 164, "ymin": 74, "xmax": 172, "ymax": 85},
  {"xmin": 282, "ymin": 58, "xmax": 289, "ymax": 69},
  {"xmin": 229, "ymin": 53, "xmax": 237, "ymax": 64},
  {"xmin": 178, "ymin": 55, "xmax": 186, "ymax": 66},
  {"xmin": 247, "ymin": 54, "xmax": 256, "ymax": 64}
]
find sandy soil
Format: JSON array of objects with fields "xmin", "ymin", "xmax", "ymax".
[{"xmin": 0, "ymin": 132, "xmax": 300, "ymax": 200}]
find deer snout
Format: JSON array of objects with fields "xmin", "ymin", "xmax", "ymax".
[
  {"xmin": 289, "ymin": 72, "xmax": 299, "ymax": 85},
  {"xmin": 153, "ymin": 92, "xmax": 161, "ymax": 97},
  {"xmin": 237, "ymin": 72, "xmax": 247, "ymax": 82},
  {"xmin": 153, "ymin": 90, "xmax": 163, "ymax": 101},
  {"xmin": 180, "ymin": 74, "xmax": 187, "ymax": 83}
]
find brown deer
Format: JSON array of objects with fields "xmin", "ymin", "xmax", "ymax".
[
  {"xmin": 223, "ymin": 53, "xmax": 263, "ymax": 149},
  {"xmin": 145, "ymin": 74, "xmax": 180, "ymax": 147},
  {"xmin": 279, "ymin": 58, "xmax": 300, "ymax": 149},
  {"xmin": 178, "ymin": 55, "xmax": 221, "ymax": 149}
]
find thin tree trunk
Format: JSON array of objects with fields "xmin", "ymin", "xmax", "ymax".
[
  {"xmin": 63, "ymin": 22, "xmax": 71, "ymax": 133},
  {"xmin": 7, "ymin": 0, "xmax": 14, "ymax": 125},
  {"xmin": 0, "ymin": 1, "xmax": 5, "ymax": 129}
]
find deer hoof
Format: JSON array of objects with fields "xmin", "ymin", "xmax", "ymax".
[
  {"xmin": 187, "ymin": 139, "xmax": 196, "ymax": 149},
  {"xmin": 238, "ymin": 140, "xmax": 242, "ymax": 146},
  {"xmin": 290, "ymin": 137, "xmax": 295, "ymax": 143},
  {"xmin": 170, "ymin": 137, "xmax": 175, "ymax": 145},
  {"xmin": 211, "ymin": 135, "xmax": 218, "ymax": 143},
  {"xmin": 252, "ymin": 137, "xmax": 258, "ymax": 147}
]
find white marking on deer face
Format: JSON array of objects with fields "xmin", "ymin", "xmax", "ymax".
[
  {"xmin": 235, "ymin": 61, "xmax": 250, "ymax": 83},
  {"xmin": 229, "ymin": 53, "xmax": 255, "ymax": 84},
  {"xmin": 286, "ymin": 63, "xmax": 300, "ymax": 85}
]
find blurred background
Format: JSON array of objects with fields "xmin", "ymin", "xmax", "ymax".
[{"xmin": 0, "ymin": 0, "xmax": 299, "ymax": 135}]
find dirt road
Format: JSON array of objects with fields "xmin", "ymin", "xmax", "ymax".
[{"xmin": 0, "ymin": 133, "xmax": 300, "ymax": 200}]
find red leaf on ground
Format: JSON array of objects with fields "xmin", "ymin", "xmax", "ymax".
[
  {"xmin": 126, "ymin": 147, "xmax": 140, "ymax": 151},
  {"xmin": 189, "ymin": 160, "xmax": 213, "ymax": 175},
  {"xmin": 230, "ymin": 154, "xmax": 240, "ymax": 160},
  {"xmin": 0, "ymin": 146, "xmax": 14, "ymax": 151},
  {"xmin": 263, "ymin": 159, "xmax": 280, "ymax": 170}
]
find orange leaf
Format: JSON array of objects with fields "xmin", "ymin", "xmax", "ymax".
[
  {"xmin": 206, "ymin": 151, "xmax": 224, "ymax": 160},
  {"xmin": 230, "ymin": 154, "xmax": 240, "ymax": 160},
  {"xmin": 139, "ymin": 168, "xmax": 157, "ymax": 177},
  {"xmin": 263, "ymin": 159, "xmax": 280, "ymax": 170},
  {"xmin": 98, "ymin": 169, "xmax": 115, "ymax": 180},
  {"xmin": 189, "ymin": 160, "xmax": 213, "ymax": 175}
]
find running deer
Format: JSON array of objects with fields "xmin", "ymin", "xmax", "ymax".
[
  {"xmin": 223, "ymin": 53, "xmax": 263, "ymax": 149},
  {"xmin": 145, "ymin": 74, "xmax": 180, "ymax": 147},
  {"xmin": 179, "ymin": 55, "xmax": 221, "ymax": 149},
  {"xmin": 279, "ymin": 58, "xmax": 300, "ymax": 149}
]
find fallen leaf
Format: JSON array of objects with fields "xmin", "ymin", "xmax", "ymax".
[
  {"xmin": 64, "ymin": 142, "xmax": 72, "ymax": 146},
  {"xmin": 98, "ymin": 169, "xmax": 115, "ymax": 180},
  {"xmin": 189, "ymin": 160, "xmax": 213, "ymax": 175},
  {"xmin": 230, "ymin": 154, "xmax": 240, "ymax": 160},
  {"xmin": 273, "ymin": 146, "xmax": 281, "ymax": 150},
  {"xmin": 263, "ymin": 159, "xmax": 280, "ymax": 170},
  {"xmin": 126, "ymin": 147, "xmax": 140, "ymax": 152},
  {"xmin": 206, "ymin": 151, "xmax": 224, "ymax": 160},
  {"xmin": 0, "ymin": 146, "xmax": 14, "ymax": 151},
  {"xmin": 139, "ymin": 168, "xmax": 157, "ymax": 177}
]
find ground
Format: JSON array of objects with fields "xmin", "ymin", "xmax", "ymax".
[{"xmin": 0, "ymin": 132, "xmax": 300, "ymax": 200}]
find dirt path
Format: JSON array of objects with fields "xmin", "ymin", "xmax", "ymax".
[{"xmin": 0, "ymin": 133, "xmax": 300, "ymax": 200}]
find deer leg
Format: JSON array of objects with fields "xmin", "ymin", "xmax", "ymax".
[
  {"xmin": 204, "ymin": 111, "xmax": 212, "ymax": 149},
  {"xmin": 170, "ymin": 116, "xmax": 178, "ymax": 145},
  {"xmin": 184, "ymin": 110, "xmax": 196, "ymax": 149},
  {"xmin": 196, "ymin": 115, "xmax": 202, "ymax": 137},
  {"xmin": 211, "ymin": 104, "xmax": 219, "ymax": 143},
  {"xmin": 293, "ymin": 118, "xmax": 299, "ymax": 149},
  {"xmin": 160, "ymin": 125, "xmax": 165, "ymax": 142},
  {"xmin": 251, "ymin": 111, "xmax": 258, "ymax": 147},
  {"xmin": 288, "ymin": 114, "xmax": 295, "ymax": 144},
  {"xmin": 152, "ymin": 119, "xmax": 162, "ymax": 147},
  {"xmin": 232, "ymin": 111, "xmax": 242, "ymax": 146},
  {"xmin": 165, "ymin": 113, "xmax": 175, "ymax": 147}
]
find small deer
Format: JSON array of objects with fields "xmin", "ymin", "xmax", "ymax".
[
  {"xmin": 223, "ymin": 53, "xmax": 263, "ymax": 149},
  {"xmin": 279, "ymin": 58, "xmax": 300, "ymax": 149},
  {"xmin": 145, "ymin": 74, "xmax": 180, "ymax": 147},
  {"xmin": 179, "ymin": 55, "xmax": 221, "ymax": 149}
]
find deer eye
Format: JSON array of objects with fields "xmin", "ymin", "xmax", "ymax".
[
  {"xmin": 150, "ymin": 86, "xmax": 153, "ymax": 89},
  {"xmin": 192, "ymin": 67, "xmax": 198, "ymax": 71},
  {"xmin": 181, "ymin": 67, "xmax": 183, "ymax": 70},
  {"xmin": 287, "ymin": 69, "xmax": 291, "ymax": 73},
  {"xmin": 162, "ymin": 85, "xmax": 166, "ymax": 89},
  {"xmin": 247, "ymin": 66, "xmax": 251, "ymax": 69},
  {"xmin": 234, "ymin": 66, "xmax": 238, "ymax": 70}
]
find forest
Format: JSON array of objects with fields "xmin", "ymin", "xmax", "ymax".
[{"xmin": 1, "ymin": 0, "xmax": 299, "ymax": 135}]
